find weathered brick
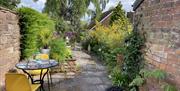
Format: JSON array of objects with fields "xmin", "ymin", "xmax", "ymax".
[
  {"xmin": 0, "ymin": 7, "xmax": 20, "ymax": 91},
  {"xmin": 166, "ymin": 65, "xmax": 176, "ymax": 74},
  {"xmin": 159, "ymin": 63, "xmax": 166, "ymax": 70},
  {"xmin": 175, "ymin": 0, "xmax": 180, "ymax": 7},
  {"xmin": 167, "ymin": 53, "xmax": 178, "ymax": 62},
  {"xmin": 134, "ymin": 0, "xmax": 180, "ymax": 90},
  {"xmin": 175, "ymin": 49, "xmax": 180, "ymax": 55},
  {"xmin": 163, "ymin": 2, "xmax": 175, "ymax": 8}
]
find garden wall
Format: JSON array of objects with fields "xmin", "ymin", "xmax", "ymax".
[
  {"xmin": 0, "ymin": 7, "xmax": 20, "ymax": 90},
  {"xmin": 133, "ymin": 0, "xmax": 180, "ymax": 90}
]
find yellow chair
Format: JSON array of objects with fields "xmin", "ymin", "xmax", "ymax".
[
  {"xmin": 5, "ymin": 73, "xmax": 40, "ymax": 91},
  {"xmin": 28, "ymin": 54, "xmax": 52, "ymax": 84}
]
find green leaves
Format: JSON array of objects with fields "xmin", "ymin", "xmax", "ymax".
[
  {"xmin": 130, "ymin": 69, "xmax": 177, "ymax": 91},
  {"xmin": 129, "ymin": 75, "xmax": 145, "ymax": 87},
  {"xmin": 0, "ymin": 0, "xmax": 20, "ymax": 10},
  {"xmin": 162, "ymin": 84, "xmax": 177, "ymax": 91},
  {"xmin": 38, "ymin": 28, "xmax": 53, "ymax": 49},
  {"xmin": 122, "ymin": 31, "xmax": 145, "ymax": 79},
  {"xmin": 150, "ymin": 69, "xmax": 166, "ymax": 80},
  {"xmin": 18, "ymin": 7, "xmax": 55, "ymax": 59},
  {"xmin": 110, "ymin": 66, "xmax": 129, "ymax": 87},
  {"xmin": 50, "ymin": 39, "xmax": 70, "ymax": 62},
  {"xmin": 140, "ymin": 69, "xmax": 166, "ymax": 80},
  {"xmin": 110, "ymin": 2, "xmax": 126, "ymax": 25}
]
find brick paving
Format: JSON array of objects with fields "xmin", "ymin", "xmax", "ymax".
[{"xmin": 45, "ymin": 50, "xmax": 112, "ymax": 91}]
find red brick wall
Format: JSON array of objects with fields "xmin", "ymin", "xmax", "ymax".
[
  {"xmin": 0, "ymin": 7, "xmax": 20, "ymax": 91},
  {"xmin": 134, "ymin": 0, "xmax": 180, "ymax": 90}
]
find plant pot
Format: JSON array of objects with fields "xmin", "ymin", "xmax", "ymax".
[{"xmin": 41, "ymin": 48, "xmax": 50, "ymax": 54}]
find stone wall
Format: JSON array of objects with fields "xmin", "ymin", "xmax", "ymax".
[
  {"xmin": 0, "ymin": 7, "xmax": 20, "ymax": 90},
  {"xmin": 133, "ymin": 0, "xmax": 180, "ymax": 90}
]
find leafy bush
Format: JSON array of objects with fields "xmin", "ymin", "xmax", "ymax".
[
  {"xmin": 130, "ymin": 69, "xmax": 177, "ymax": 91},
  {"xmin": 162, "ymin": 84, "xmax": 177, "ymax": 91},
  {"xmin": 18, "ymin": 7, "xmax": 55, "ymax": 59},
  {"xmin": 82, "ymin": 2, "xmax": 134, "ymax": 89},
  {"xmin": 110, "ymin": 66, "xmax": 129, "ymax": 88},
  {"xmin": 50, "ymin": 39, "xmax": 70, "ymax": 62},
  {"xmin": 89, "ymin": 21, "xmax": 130, "ymax": 49},
  {"xmin": 122, "ymin": 31, "xmax": 145, "ymax": 80}
]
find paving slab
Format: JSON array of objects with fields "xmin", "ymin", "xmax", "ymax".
[{"xmin": 44, "ymin": 50, "xmax": 112, "ymax": 91}]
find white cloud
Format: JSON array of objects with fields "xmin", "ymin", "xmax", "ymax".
[
  {"xmin": 19, "ymin": 0, "xmax": 46, "ymax": 12},
  {"xmin": 104, "ymin": 0, "xmax": 135, "ymax": 12}
]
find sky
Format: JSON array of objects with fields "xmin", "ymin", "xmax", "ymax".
[{"xmin": 19, "ymin": 0, "xmax": 135, "ymax": 21}]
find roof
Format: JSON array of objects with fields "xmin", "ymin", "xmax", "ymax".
[
  {"xmin": 87, "ymin": 9, "xmax": 113, "ymax": 30},
  {"xmin": 133, "ymin": 0, "xmax": 144, "ymax": 11}
]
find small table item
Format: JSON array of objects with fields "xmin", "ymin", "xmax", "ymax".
[{"xmin": 16, "ymin": 60, "xmax": 58, "ymax": 91}]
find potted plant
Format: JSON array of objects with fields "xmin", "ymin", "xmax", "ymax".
[{"xmin": 39, "ymin": 28, "xmax": 53, "ymax": 54}]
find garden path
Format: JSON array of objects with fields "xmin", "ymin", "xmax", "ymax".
[{"xmin": 46, "ymin": 49, "xmax": 112, "ymax": 91}]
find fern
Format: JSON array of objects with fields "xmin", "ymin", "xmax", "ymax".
[
  {"xmin": 150, "ymin": 69, "xmax": 166, "ymax": 80},
  {"xmin": 162, "ymin": 84, "xmax": 177, "ymax": 91},
  {"xmin": 139, "ymin": 69, "xmax": 151, "ymax": 78},
  {"xmin": 129, "ymin": 75, "xmax": 144, "ymax": 87},
  {"xmin": 139, "ymin": 69, "xmax": 166, "ymax": 80}
]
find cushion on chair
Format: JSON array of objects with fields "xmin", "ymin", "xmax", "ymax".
[{"xmin": 27, "ymin": 69, "xmax": 48, "ymax": 75}]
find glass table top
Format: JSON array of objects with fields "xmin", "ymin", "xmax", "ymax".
[{"xmin": 16, "ymin": 59, "xmax": 58, "ymax": 70}]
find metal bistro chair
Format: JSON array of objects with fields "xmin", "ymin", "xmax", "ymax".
[{"xmin": 5, "ymin": 73, "xmax": 40, "ymax": 91}]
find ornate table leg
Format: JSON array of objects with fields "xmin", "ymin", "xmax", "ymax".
[
  {"xmin": 22, "ymin": 69, "xmax": 50, "ymax": 91},
  {"xmin": 22, "ymin": 69, "xmax": 34, "ymax": 84},
  {"xmin": 39, "ymin": 69, "xmax": 49, "ymax": 91}
]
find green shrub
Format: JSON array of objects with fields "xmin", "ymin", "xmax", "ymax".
[
  {"xmin": 82, "ymin": 2, "xmax": 133, "ymax": 89},
  {"xmin": 122, "ymin": 31, "xmax": 145, "ymax": 80},
  {"xmin": 130, "ymin": 69, "xmax": 177, "ymax": 91},
  {"xmin": 18, "ymin": 7, "xmax": 55, "ymax": 59},
  {"xmin": 50, "ymin": 39, "xmax": 70, "ymax": 62}
]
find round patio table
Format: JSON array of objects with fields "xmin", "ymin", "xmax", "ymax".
[{"xmin": 16, "ymin": 59, "xmax": 58, "ymax": 91}]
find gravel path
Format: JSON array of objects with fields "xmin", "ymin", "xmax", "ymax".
[{"xmin": 47, "ymin": 50, "xmax": 112, "ymax": 91}]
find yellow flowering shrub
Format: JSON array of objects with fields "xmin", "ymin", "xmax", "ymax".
[{"xmin": 89, "ymin": 20, "xmax": 132, "ymax": 49}]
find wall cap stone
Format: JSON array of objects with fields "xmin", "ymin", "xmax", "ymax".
[{"xmin": 0, "ymin": 6, "xmax": 17, "ymax": 14}]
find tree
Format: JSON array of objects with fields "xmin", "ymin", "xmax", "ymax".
[
  {"xmin": 110, "ymin": 2, "xmax": 126, "ymax": 24},
  {"xmin": 0, "ymin": 0, "xmax": 20, "ymax": 10},
  {"xmin": 40, "ymin": 0, "xmax": 109, "ymax": 41}
]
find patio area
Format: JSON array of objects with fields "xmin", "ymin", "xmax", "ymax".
[
  {"xmin": 43, "ymin": 49, "xmax": 112, "ymax": 91},
  {"xmin": 0, "ymin": 0, "xmax": 180, "ymax": 91}
]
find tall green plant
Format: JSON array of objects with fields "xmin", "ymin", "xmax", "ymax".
[
  {"xmin": 50, "ymin": 39, "xmax": 69, "ymax": 62},
  {"xmin": 18, "ymin": 7, "xmax": 55, "ymax": 59},
  {"xmin": 38, "ymin": 28, "xmax": 53, "ymax": 49}
]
